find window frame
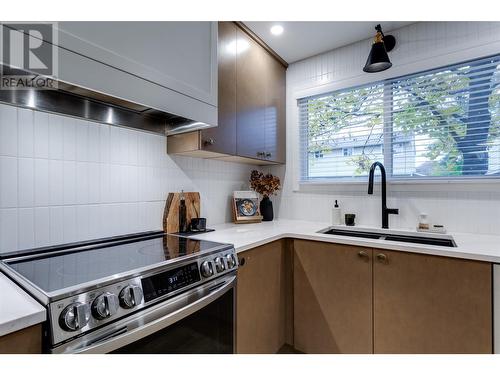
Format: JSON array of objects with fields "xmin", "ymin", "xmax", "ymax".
[{"xmin": 298, "ymin": 53, "xmax": 500, "ymax": 185}]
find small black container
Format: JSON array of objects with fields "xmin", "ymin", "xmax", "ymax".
[
  {"xmin": 345, "ymin": 214, "xmax": 356, "ymax": 226},
  {"xmin": 260, "ymin": 196, "xmax": 274, "ymax": 221},
  {"xmin": 190, "ymin": 217, "xmax": 207, "ymax": 232}
]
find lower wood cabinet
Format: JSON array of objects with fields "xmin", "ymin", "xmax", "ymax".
[
  {"xmin": 373, "ymin": 249, "xmax": 492, "ymax": 353},
  {"xmin": 293, "ymin": 240, "xmax": 492, "ymax": 354},
  {"xmin": 0, "ymin": 324, "xmax": 42, "ymax": 354},
  {"xmin": 294, "ymin": 240, "xmax": 373, "ymax": 353},
  {"xmin": 236, "ymin": 240, "xmax": 286, "ymax": 353}
]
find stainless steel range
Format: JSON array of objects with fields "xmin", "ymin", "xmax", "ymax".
[{"xmin": 0, "ymin": 231, "xmax": 237, "ymax": 354}]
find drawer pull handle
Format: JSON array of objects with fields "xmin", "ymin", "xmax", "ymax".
[
  {"xmin": 376, "ymin": 253, "xmax": 388, "ymax": 263},
  {"xmin": 358, "ymin": 250, "xmax": 369, "ymax": 260}
]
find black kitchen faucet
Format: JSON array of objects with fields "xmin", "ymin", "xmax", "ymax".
[{"xmin": 367, "ymin": 162, "xmax": 399, "ymax": 229}]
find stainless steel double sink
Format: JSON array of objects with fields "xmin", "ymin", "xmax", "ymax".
[{"xmin": 317, "ymin": 227, "xmax": 457, "ymax": 247}]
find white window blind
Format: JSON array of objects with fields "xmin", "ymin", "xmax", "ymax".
[{"xmin": 299, "ymin": 54, "xmax": 500, "ymax": 182}]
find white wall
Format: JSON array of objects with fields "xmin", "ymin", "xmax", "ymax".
[
  {"xmin": 272, "ymin": 21, "xmax": 500, "ymax": 234},
  {"xmin": 0, "ymin": 103, "xmax": 253, "ymax": 253}
]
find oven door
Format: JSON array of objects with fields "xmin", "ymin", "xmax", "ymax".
[{"xmin": 52, "ymin": 274, "xmax": 236, "ymax": 354}]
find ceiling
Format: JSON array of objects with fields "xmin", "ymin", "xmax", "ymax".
[{"xmin": 243, "ymin": 21, "xmax": 415, "ymax": 63}]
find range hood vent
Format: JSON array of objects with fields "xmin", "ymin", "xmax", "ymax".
[{"xmin": 0, "ymin": 65, "xmax": 215, "ymax": 136}]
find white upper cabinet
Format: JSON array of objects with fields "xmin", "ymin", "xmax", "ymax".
[{"xmin": 56, "ymin": 22, "xmax": 217, "ymax": 107}]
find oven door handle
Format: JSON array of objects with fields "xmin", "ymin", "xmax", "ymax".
[{"xmin": 55, "ymin": 274, "xmax": 236, "ymax": 354}]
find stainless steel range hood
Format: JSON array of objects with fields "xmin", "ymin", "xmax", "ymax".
[{"xmin": 0, "ymin": 65, "xmax": 215, "ymax": 136}]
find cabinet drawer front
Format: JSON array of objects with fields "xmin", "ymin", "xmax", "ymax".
[
  {"xmin": 293, "ymin": 240, "xmax": 373, "ymax": 353},
  {"xmin": 373, "ymin": 250, "xmax": 492, "ymax": 354}
]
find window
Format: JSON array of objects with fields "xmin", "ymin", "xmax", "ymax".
[
  {"xmin": 313, "ymin": 150, "xmax": 324, "ymax": 158},
  {"xmin": 299, "ymin": 54, "xmax": 500, "ymax": 181},
  {"xmin": 343, "ymin": 148, "xmax": 353, "ymax": 156}
]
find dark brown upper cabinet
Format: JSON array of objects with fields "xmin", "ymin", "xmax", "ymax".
[
  {"xmin": 201, "ymin": 21, "xmax": 238, "ymax": 156},
  {"xmin": 236, "ymin": 29, "xmax": 286, "ymax": 163},
  {"xmin": 264, "ymin": 48, "xmax": 286, "ymax": 163},
  {"xmin": 167, "ymin": 22, "xmax": 286, "ymax": 165}
]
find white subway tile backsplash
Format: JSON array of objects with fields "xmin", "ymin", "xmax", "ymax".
[
  {"xmin": 0, "ymin": 103, "xmax": 18, "ymax": 157},
  {"xmin": 48, "ymin": 114, "xmax": 64, "ymax": 160},
  {"xmin": 76, "ymin": 205, "xmax": 90, "ymax": 241},
  {"xmin": 34, "ymin": 207, "xmax": 50, "ymax": 247},
  {"xmin": 0, "ymin": 208, "xmax": 18, "ymax": 252},
  {"xmin": 0, "ymin": 156, "xmax": 18, "ymax": 208},
  {"xmin": 34, "ymin": 111, "xmax": 49, "ymax": 158},
  {"xmin": 128, "ymin": 130, "xmax": 139, "ymax": 166},
  {"xmin": 18, "ymin": 158, "xmax": 34, "ymax": 207},
  {"xmin": 75, "ymin": 119, "xmax": 89, "ymax": 162},
  {"xmin": 48, "ymin": 160, "xmax": 64, "ymax": 205},
  {"xmin": 34, "ymin": 159, "xmax": 49, "ymax": 206},
  {"xmin": 99, "ymin": 124, "xmax": 110, "ymax": 163},
  {"xmin": 75, "ymin": 162, "xmax": 89, "ymax": 205},
  {"xmin": 99, "ymin": 164, "xmax": 111, "ymax": 204},
  {"xmin": 88, "ymin": 121, "xmax": 100, "ymax": 163},
  {"xmin": 63, "ymin": 206, "xmax": 77, "ymax": 243},
  {"xmin": 87, "ymin": 204, "xmax": 99, "ymax": 239},
  {"xmin": 18, "ymin": 208, "xmax": 35, "ymax": 250},
  {"xmin": 17, "ymin": 108, "xmax": 34, "ymax": 158},
  {"xmin": 63, "ymin": 117, "xmax": 77, "ymax": 161},
  {"xmin": 63, "ymin": 161, "xmax": 76, "ymax": 205},
  {"xmin": 49, "ymin": 206, "xmax": 64, "ymax": 245},
  {"xmin": 1, "ymin": 103, "xmax": 253, "ymax": 252},
  {"xmin": 88, "ymin": 162, "xmax": 100, "ymax": 204}
]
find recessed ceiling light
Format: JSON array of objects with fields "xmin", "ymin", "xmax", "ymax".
[{"xmin": 270, "ymin": 25, "xmax": 284, "ymax": 36}]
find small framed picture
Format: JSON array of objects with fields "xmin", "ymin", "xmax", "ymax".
[{"xmin": 232, "ymin": 191, "xmax": 263, "ymax": 224}]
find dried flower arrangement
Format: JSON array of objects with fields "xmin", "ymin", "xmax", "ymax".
[{"xmin": 249, "ymin": 170, "xmax": 281, "ymax": 198}]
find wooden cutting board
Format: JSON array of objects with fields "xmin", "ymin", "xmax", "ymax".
[{"xmin": 163, "ymin": 192, "xmax": 200, "ymax": 233}]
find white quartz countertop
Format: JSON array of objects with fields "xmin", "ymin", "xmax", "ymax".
[
  {"xmin": 191, "ymin": 219, "xmax": 500, "ymax": 263},
  {"xmin": 0, "ymin": 272, "xmax": 45, "ymax": 337},
  {"xmin": 2, "ymin": 218, "xmax": 500, "ymax": 338}
]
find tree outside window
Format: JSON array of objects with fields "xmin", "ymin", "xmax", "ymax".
[{"xmin": 301, "ymin": 54, "xmax": 500, "ymax": 180}]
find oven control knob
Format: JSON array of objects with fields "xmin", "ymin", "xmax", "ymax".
[
  {"xmin": 214, "ymin": 257, "xmax": 225, "ymax": 273},
  {"xmin": 200, "ymin": 261, "xmax": 214, "ymax": 278},
  {"xmin": 119, "ymin": 285, "xmax": 143, "ymax": 309},
  {"xmin": 59, "ymin": 302, "xmax": 91, "ymax": 331},
  {"xmin": 225, "ymin": 254, "xmax": 237, "ymax": 269},
  {"xmin": 92, "ymin": 292, "xmax": 119, "ymax": 320}
]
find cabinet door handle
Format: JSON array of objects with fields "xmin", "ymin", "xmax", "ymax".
[
  {"xmin": 203, "ymin": 138, "xmax": 215, "ymax": 146},
  {"xmin": 238, "ymin": 257, "xmax": 246, "ymax": 266},
  {"xmin": 376, "ymin": 253, "xmax": 388, "ymax": 264},
  {"xmin": 357, "ymin": 250, "xmax": 370, "ymax": 260}
]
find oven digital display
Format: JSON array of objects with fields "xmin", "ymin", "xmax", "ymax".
[{"xmin": 141, "ymin": 262, "xmax": 201, "ymax": 303}]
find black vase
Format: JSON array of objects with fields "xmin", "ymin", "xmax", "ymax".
[{"xmin": 260, "ymin": 196, "xmax": 274, "ymax": 221}]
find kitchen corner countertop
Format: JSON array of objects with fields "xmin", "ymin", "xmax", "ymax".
[
  {"xmin": 191, "ymin": 219, "xmax": 500, "ymax": 264},
  {"xmin": 0, "ymin": 273, "xmax": 46, "ymax": 337},
  {"xmin": 2, "ymin": 219, "xmax": 500, "ymax": 338}
]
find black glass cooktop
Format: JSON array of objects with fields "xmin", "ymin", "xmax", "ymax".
[{"xmin": 5, "ymin": 234, "xmax": 229, "ymax": 293}]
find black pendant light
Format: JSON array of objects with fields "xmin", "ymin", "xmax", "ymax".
[{"xmin": 363, "ymin": 24, "xmax": 396, "ymax": 73}]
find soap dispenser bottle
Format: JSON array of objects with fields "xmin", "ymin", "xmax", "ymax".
[{"xmin": 332, "ymin": 200, "xmax": 341, "ymax": 225}]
